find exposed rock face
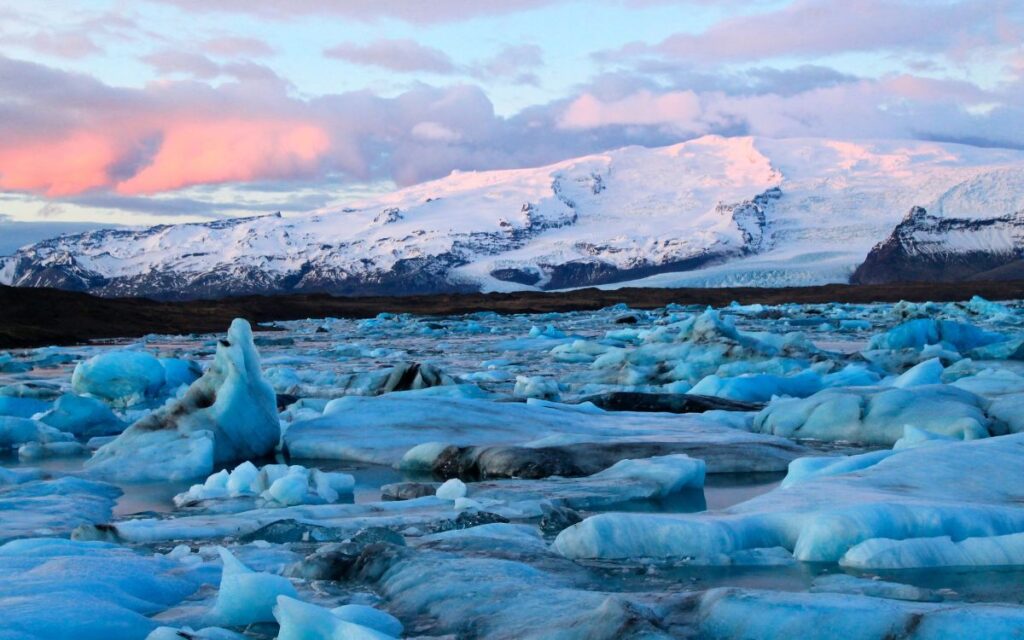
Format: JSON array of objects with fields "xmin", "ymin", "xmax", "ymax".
[{"xmin": 853, "ymin": 206, "xmax": 1024, "ymax": 284}]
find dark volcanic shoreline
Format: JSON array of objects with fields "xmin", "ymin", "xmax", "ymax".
[{"xmin": 4, "ymin": 280, "xmax": 1024, "ymax": 349}]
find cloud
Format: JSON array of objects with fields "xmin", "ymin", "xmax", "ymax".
[
  {"xmin": 0, "ymin": 132, "xmax": 120, "ymax": 197},
  {"xmin": 116, "ymin": 119, "xmax": 330, "ymax": 195},
  {"xmin": 150, "ymin": 0, "xmax": 562, "ymax": 24},
  {"xmin": 324, "ymin": 38, "xmax": 457, "ymax": 73},
  {"xmin": 410, "ymin": 121, "xmax": 463, "ymax": 142},
  {"xmin": 604, "ymin": 0, "xmax": 1023, "ymax": 63},
  {"xmin": 141, "ymin": 50, "xmax": 222, "ymax": 78},
  {"xmin": 201, "ymin": 36, "xmax": 275, "ymax": 57},
  {"xmin": 1, "ymin": 45, "xmax": 1022, "ymax": 207},
  {"xmin": 553, "ymin": 73, "xmax": 1024, "ymax": 152},
  {"xmin": 475, "ymin": 44, "xmax": 544, "ymax": 85},
  {"xmin": 559, "ymin": 90, "xmax": 704, "ymax": 130},
  {"xmin": 21, "ymin": 31, "xmax": 101, "ymax": 58}
]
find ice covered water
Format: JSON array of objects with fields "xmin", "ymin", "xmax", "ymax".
[{"xmin": 1, "ymin": 297, "xmax": 1024, "ymax": 638}]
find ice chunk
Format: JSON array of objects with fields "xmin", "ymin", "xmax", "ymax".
[
  {"xmin": 841, "ymin": 531, "xmax": 1024, "ymax": 570},
  {"xmin": 19, "ymin": 440, "xmax": 91, "ymax": 460},
  {"xmin": 147, "ymin": 627, "xmax": 247, "ymax": 640},
  {"xmin": 436, "ymin": 478, "xmax": 467, "ymax": 501},
  {"xmin": 753, "ymin": 384, "xmax": 990, "ymax": 444},
  {"xmin": 780, "ymin": 449, "xmax": 895, "ymax": 488},
  {"xmin": 553, "ymin": 434, "xmax": 1024, "ymax": 563},
  {"xmin": 174, "ymin": 463, "xmax": 354, "ymax": 508},
  {"xmin": 86, "ymin": 319, "xmax": 280, "ymax": 482},
  {"xmin": 0, "ymin": 476, "xmax": 121, "ymax": 541},
  {"xmin": 893, "ymin": 425, "xmax": 959, "ymax": 449},
  {"xmin": 890, "ymin": 357, "xmax": 943, "ymax": 388},
  {"xmin": 868, "ymin": 318, "xmax": 1005, "ymax": 352},
  {"xmin": 809, "ymin": 574, "xmax": 940, "ymax": 602},
  {"xmin": 689, "ymin": 370, "xmax": 823, "ymax": 403},
  {"xmin": 697, "ymin": 587, "xmax": 1024, "ymax": 640},
  {"xmin": 589, "ymin": 454, "xmax": 705, "ymax": 497},
  {"xmin": 210, "ymin": 547, "xmax": 297, "ymax": 626},
  {"xmin": 345, "ymin": 530, "xmax": 668, "ymax": 639},
  {"xmin": 330, "ymin": 605, "xmax": 404, "ymax": 637},
  {"xmin": 513, "ymin": 375, "xmax": 562, "ymax": 400},
  {"xmin": 275, "ymin": 596, "xmax": 398, "ymax": 640},
  {"xmin": 0, "ymin": 466, "xmax": 45, "ymax": 485},
  {"xmin": 159, "ymin": 357, "xmax": 203, "ymax": 391},
  {"xmin": 0, "ymin": 416, "xmax": 73, "ymax": 449},
  {"xmin": 0, "ymin": 395, "xmax": 51, "ymax": 418},
  {"xmin": 286, "ymin": 393, "xmax": 807, "ymax": 473},
  {"xmin": 225, "ymin": 460, "xmax": 259, "ymax": 495},
  {"xmin": 37, "ymin": 393, "xmax": 126, "ymax": 437},
  {"xmin": 72, "ymin": 349, "xmax": 167, "ymax": 407}
]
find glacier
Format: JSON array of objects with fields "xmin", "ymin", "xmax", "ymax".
[{"xmin": 3, "ymin": 136, "xmax": 1024, "ymax": 298}]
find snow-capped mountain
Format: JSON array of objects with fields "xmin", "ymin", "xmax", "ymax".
[
  {"xmin": 3, "ymin": 136, "xmax": 1024, "ymax": 299},
  {"xmin": 853, "ymin": 169, "xmax": 1024, "ymax": 284}
]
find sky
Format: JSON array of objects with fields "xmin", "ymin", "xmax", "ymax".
[{"xmin": 0, "ymin": 0, "xmax": 1022, "ymax": 248}]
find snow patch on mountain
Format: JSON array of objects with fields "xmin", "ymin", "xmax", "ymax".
[{"xmin": 2, "ymin": 136, "xmax": 1023, "ymax": 298}]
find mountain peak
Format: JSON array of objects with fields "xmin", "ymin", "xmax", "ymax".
[{"xmin": 3, "ymin": 137, "xmax": 1023, "ymax": 299}]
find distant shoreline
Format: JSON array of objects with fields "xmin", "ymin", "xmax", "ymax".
[{"xmin": 3, "ymin": 281, "xmax": 1024, "ymax": 349}]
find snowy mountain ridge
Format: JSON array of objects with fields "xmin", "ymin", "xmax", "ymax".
[{"xmin": 3, "ymin": 135, "xmax": 1024, "ymax": 299}]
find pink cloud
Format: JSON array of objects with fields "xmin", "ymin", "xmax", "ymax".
[
  {"xmin": 116, "ymin": 119, "xmax": 330, "ymax": 195},
  {"xmin": 559, "ymin": 90, "xmax": 703, "ymax": 129},
  {"xmin": 0, "ymin": 133, "xmax": 118, "ymax": 197}
]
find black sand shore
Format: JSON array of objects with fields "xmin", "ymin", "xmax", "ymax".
[{"xmin": 3, "ymin": 281, "xmax": 1024, "ymax": 349}]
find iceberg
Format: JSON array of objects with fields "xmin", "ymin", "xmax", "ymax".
[
  {"xmin": 697, "ymin": 587, "xmax": 1024, "ymax": 640},
  {"xmin": 275, "ymin": 596, "xmax": 398, "ymax": 640},
  {"xmin": 553, "ymin": 433, "xmax": 1024, "ymax": 563},
  {"xmin": 752, "ymin": 384, "xmax": 991, "ymax": 444},
  {"xmin": 867, "ymin": 318, "xmax": 1006, "ymax": 353},
  {"xmin": 285, "ymin": 393, "xmax": 807, "ymax": 475},
  {"xmin": 37, "ymin": 393, "xmax": 126, "ymax": 437},
  {"xmin": 86, "ymin": 319, "xmax": 279, "ymax": 482},
  {"xmin": 72, "ymin": 350, "xmax": 168, "ymax": 407},
  {"xmin": 0, "ymin": 416, "xmax": 74, "ymax": 449},
  {"xmin": 210, "ymin": 547, "xmax": 297, "ymax": 626},
  {"xmin": 841, "ymin": 531, "xmax": 1024, "ymax": 570}
]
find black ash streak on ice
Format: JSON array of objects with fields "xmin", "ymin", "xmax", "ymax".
[{"xmin": 1, "ymin": 297, "xmax": 1024, "ymax": 638}]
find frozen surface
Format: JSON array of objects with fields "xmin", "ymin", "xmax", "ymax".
[
  {"xmin": 0, "ymin": 297, "xmax": 1023, "ymax": 637},
  {"xmin": 0, "ymin": 538, "xmax": 206, "ymax": 639}
]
